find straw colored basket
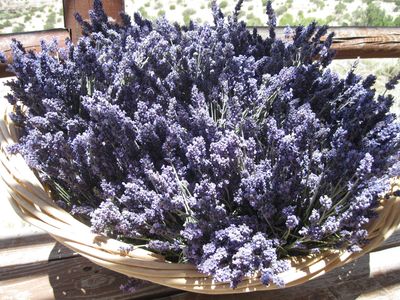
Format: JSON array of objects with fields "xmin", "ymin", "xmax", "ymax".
[{"xmin": 1, "ymin": 99, "xmax": 399, "ymax": 295}]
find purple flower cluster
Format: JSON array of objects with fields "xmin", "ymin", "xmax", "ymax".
[{"xmin": 4, "ymin": 0, "xmax": 400, "ymax": 288}]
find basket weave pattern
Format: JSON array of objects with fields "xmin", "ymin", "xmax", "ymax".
[{"xmin": 1, "ymin": 100, "xmax": 399, "ymax": 294}]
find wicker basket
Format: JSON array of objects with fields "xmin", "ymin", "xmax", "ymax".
[{"xmin": 1, "ymin": 99, "xmax": 399, "ymax": 295}]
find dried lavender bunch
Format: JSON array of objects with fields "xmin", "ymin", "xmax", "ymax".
[{"xmin": 4, "ymin": 0, "xmax": 400, "ymax": 288}]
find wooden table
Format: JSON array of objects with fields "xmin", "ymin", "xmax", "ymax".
[
  {"xmin": 1, "ymin": 79, "xmax": 400, "ymax": 300},
  {"xmin": 1, "ymin": 229, "xmax": 400, "ymax": 299}
]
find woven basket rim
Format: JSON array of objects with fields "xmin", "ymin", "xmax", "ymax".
[{"xmin": 1, "ymin": 99, "xmax": 399, "ymax": 294}]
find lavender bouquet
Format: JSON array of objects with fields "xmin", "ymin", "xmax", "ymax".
[{"xmin": 2, "ymin": 0, "xmax": 400, "ymax": 288}]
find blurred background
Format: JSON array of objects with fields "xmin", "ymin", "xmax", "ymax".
[{"xmin": 1, "ymin": 0, "xmax": 400, "ymax": 33}]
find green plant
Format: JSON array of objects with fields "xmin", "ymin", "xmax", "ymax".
[
  {"xmin": 353, "ymin": 2, "xmax": 400, "ymax": 26},
  {"xmin": 24, "ymin": 13, "xmax": 32, "ymax": 22},
  {"xmin": 275, "ymin": 5, "xmax": 287, "ymax": 16},
  {"xmin": 246, "ymin": 13, "xmax": 262, "ymax": 26},
  {"xmin": 12, "ymin": 23, "xmax": 25, "ymax": 33},
  {"xmin": 290, "ymin": 10, "xmax": 330, "ymax": 26},
  {"xmin": 311, "ymin": 0, "xmax": 325, "ymax": 9},
  {"xmin": 30, "ymin": 7, "xmax": 38, "ymax": 14},
  {"xmin": 158, "ymin": 9, "xmax": 166, "ymax": 17},
  {"xmin": 2, "ymin": 20, "xmax": 12, "ymax": 28},
  {"xmin": 219, "ymin": 1, "xmax": 228, "ymax": 9},
  {"xmin": 138, "ymin": 7, "xmax": 149, "ymax": 19},
  {"xmin": 169, "ymin": 4, "xmax": 176, "ymax": 10},
  {"xmin": 183, "ymin": 8, "xmax": 196, "ymax": 24},
  {"xmin": 237, "ymin": 10, "xmax": 246, "ymax": 19},
  {"xmin": 279, "ymin": 13, "xmax": 295, "ymax": 26},
  {"xmin": 44, "ymin": 11, "xmax": 56, "ymax": 30},
  {"xmin": 335, "ymin": 2, "xmax": 346, "ymax": 14},
  {"xmin": 325, "ymin": 15, "xmax": 335, "ymax": 24}
]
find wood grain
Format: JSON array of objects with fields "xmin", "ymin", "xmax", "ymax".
[
  {"xmin": 1, "ymin": 229, "xmax": 399, "ymax": 299},
  {"xmin": 1, "ymin": 25, "xmax": 399, "ymax": 77},
  {"xmin": 62, "ymin": 0, "xmax": 125, "ymax": 43},
  {"xmin": 0, "ymin": 239, "xmax": 176, "ymax": 299},
  {"xmin": 162, "ymin": 245, "xmax": 400, "ymax": 300},
  {"xmin": 0, "ymin": 29, "xmax": 70, "ymax": 77},
  {"xmin": 0, "ymin": 254, "xmax": 176, "ymax": 300},
  {"xmin": 259, "ymin": 27, "xmax": 400, "ymax": 59}
]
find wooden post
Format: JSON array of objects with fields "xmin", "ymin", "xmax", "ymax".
[
  {"xmin": 0, "ymin": 23, "xmax": 399, "ymax": 77},
  {"xmin": 63, "ymin": 0, "xmax": 125, "ymax": 43}
]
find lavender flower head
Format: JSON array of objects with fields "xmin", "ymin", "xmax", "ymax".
[
  {"xmin": 0, "ymin": 52, "xmax": 6, "ymax": 63},
  {"xmin": 5, "ymin": 0, "xmax": 400, "ymax": 289}
]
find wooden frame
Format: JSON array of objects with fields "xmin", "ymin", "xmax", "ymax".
[
  {"xmin": 0, "ymin": 29, "xmax": 70, "ymax": 77},
  {"xmin": 0, "ymin": 0, "xmax": 399, "ymax": 78},
  {"xmin": 63, "ymin": 0, "xmax": 125, "ymax": 42},
  {"xmin": 0, "ymin": 0, "xmax": 125, "ymax": 78}
]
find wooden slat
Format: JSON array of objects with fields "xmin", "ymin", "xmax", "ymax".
[
  {"xmin": 0, "ymin": 29, "xmax": 70, "ymax": 78},
  {"xmin": 257, "ymin": 26, "xmax": 400, "ymax": 59},
  {"xmin": 0, "ymin": 229, "xmax": 399, "ymax": 299},
  {"xmin": 0, "ymin": 233, "xmax": 50, "ymax": 249},
  {"xmin": 0, "ymin": 255, "xmax": 177, "ymax": 299},
  {"xmin": 0, "ymin": 239, "xmax": 176, "ymax": 299},
  {"xmin": 1, "ymin": 25, "xmax": 399, "ymax": 78},
  {"xmin": 163, "ymin": 246, "xmax": 400, "ymax": 300},
  {"xmin": 63, "ymin": 0, "xmax": 125, "ymax": 43},
  {"xmin": 374, "ymin": 228, "xmax": 400, "ymax": 251},
  {"xmin": 328, "ymin": 27, "xmax": 400, "ymax": 59},
  {"xmin": 0, "ymin": 236, "xmax": 77, "ymax": 268}
]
